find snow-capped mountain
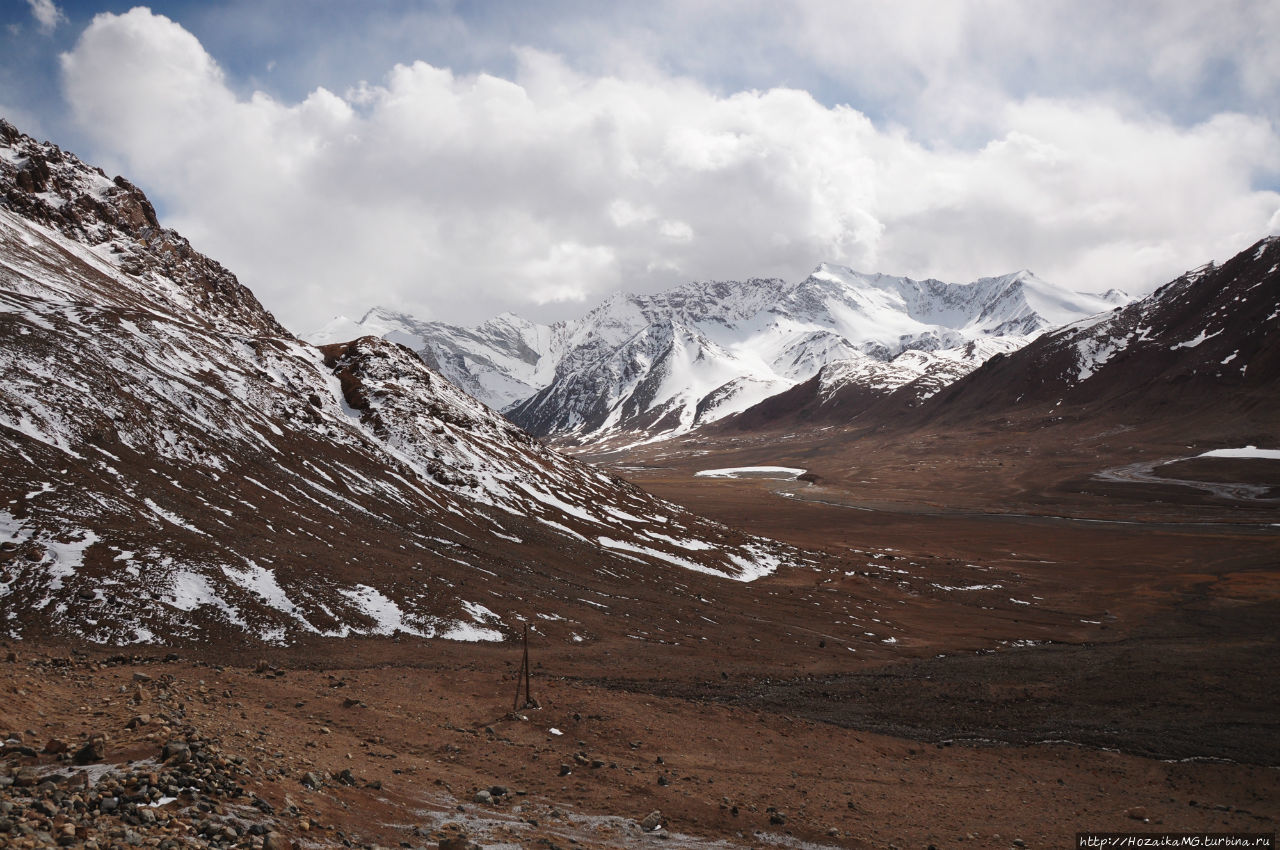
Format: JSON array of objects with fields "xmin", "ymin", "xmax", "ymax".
[
  {"xmin": 0, "ymin": 120, "xmax": 797, "ymax": 647},
  {"xmin": 319, "ymin": 266, "xmax": 1126, "ymax": 445},
  {"xmin": 914, "ymin": 236, "xmax": 1280, "ymax": 434},
  {"xmin": 311, "ymin": 307, "xmax": 561, "ymax": 412}
]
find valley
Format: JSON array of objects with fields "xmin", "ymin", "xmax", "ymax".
[
  {"xmin": 2, "ymin": 116, "xmax": 1277, "ymax": 849},
  {"xmin": 6, "ymin": 443, "xmax": 1278, "ymax": 849}
]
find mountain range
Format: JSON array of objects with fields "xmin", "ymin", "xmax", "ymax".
[
  {"xmin": 313, "ymin": 266, "xmax": 1128, "ymax": 446},
  {"xmin": 3, "ymin": 116, "xmax": 1275, "ymax": 652}
]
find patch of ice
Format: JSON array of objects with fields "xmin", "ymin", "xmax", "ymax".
[
  {"xmin": 1197, "ymin": 445, "xmax": 1280, "ymax": 460},
  {"xmin": 694, "ymin": 466, "xmax": 806, "ymax": 479}
]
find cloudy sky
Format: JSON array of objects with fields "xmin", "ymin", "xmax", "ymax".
[{"xmin": 2, "ymin": 1, "xmax": 1279, "ymax": 334}]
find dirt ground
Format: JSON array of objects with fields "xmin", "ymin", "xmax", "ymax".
[{"xmin": 4, "ymin": 432, "xmax": 1279, "ymax": 849}]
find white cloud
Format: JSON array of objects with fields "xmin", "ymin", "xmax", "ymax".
[
  {"xmin": 60, "ymin": 8, "xmax": 1280, "ymax": 335},
  {"xmin": 26, "ymin": 0, "xmax": 64, "ymax": 34}
]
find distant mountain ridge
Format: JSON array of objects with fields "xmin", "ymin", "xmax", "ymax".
[{"xmin": 314, "ymin": 267, "xmax": 1128, "ymax": 444}]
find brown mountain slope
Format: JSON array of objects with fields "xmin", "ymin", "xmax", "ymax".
[{"xmin": 0, "ymin": 120, "xmax": 803, "ymax": 648}]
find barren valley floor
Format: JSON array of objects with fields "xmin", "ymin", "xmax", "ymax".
[{"xmin": 4, "ymin": 442, "xmax": 1279, "ymax": 849}]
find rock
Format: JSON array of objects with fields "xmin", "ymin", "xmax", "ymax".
[
  {"xmin": 439, "ymin": 838, "xmax": 480, "ymax": 850},
  {"xmin": 301, "ymin": 771, "xmax": 323, "ymax": 789},
  {"xmin": 73, "ymin": 733, "xmax": 107, "ymax": 764},
  {"xmin": 1126, "ymin": 806, "xmax": 1148, "ymax": 821},
  {"xmin": 43, "ymin": 737, "xmax": 69, "ymax": 755},
  {"xmin": 473, "ymin": 789, "xmax": 492, "ymax": 805},
  {"xmin": 98, "ymin": 796, "xmax": 119, "ymax": 813},
  {"xmin": 336, "ymin": 768, "xmax": 357, "ymax": 786},
  {"xmin": 262, "ymin": 832, "xmax": 285, "ymax": 850},
  {"xmin": 126, "ymin": 715, "xmax": 151, "ymax": 730},
  {"xmin": 488, "ymin": 785, "xmax": 508, "ymax": 797},
  {"xmin": 161, "ymin": 740, "xmax": 189, "ymax": 765},
  {"xmin": 14, "ymin": 767, "xmax": 39, "ymax": 787},
  {"xmin": 558, "ymin": 764, "xmax": 571, "ymax": 777},
  {"xmin": 640, "ymin": 811, "xmax": 664, "ymax": 831},
  {"xmin": 769, "ymin": 811, "xmax": 787, "ymax": 825}
]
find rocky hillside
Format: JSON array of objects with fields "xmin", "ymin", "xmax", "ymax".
[
  {"xmin": 916, "ymin": 236, "xmax": 1280, "ymax": 439},
  {"xmin": 0, "ymin": 120, "xmax": 799, "ymax": 648}
]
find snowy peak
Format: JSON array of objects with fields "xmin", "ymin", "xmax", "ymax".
[{"xmin": 803, "ymin": 264, "xmax": 1120, "ymax": 340}]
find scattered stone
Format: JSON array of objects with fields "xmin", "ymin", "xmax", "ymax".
[
  {"xmin": 301, "ymin": 771, "xmax": 323, "ymax": 789},
  {"xmin": 473, "ymin": 789, "xmax": 492, "ymax": 805}
]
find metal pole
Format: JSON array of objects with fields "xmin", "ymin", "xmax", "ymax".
[{"xmin": 522, "ymin": 624, "xmax": 532, "ymax": 708}]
